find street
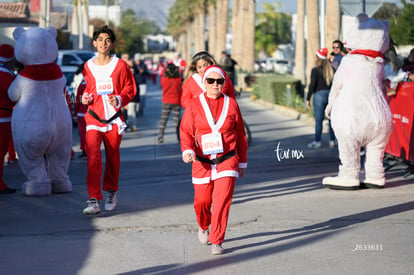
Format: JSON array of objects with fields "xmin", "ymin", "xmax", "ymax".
[{"xmin": 1, "ymin": 81, "xmax": 413, "ymax": 275}]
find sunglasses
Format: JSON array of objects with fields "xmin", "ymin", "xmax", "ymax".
[{"xmin": 206, "ymin": 78, "xmax": 225, "ymax": 85}]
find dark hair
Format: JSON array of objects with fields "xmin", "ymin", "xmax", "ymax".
[
  {"xmin": 164, "ymin": 63, "xmax": 181, "ymax": 78},
  {"xmin": 93, "ymin": 25, "xmax": 116, "ymax": 43},
  {"xmin": 185, "ymin": 51, "xmax": 216, "ymax": 79},
  {"xmin": 332, "ymin": 39, "xmax": 344, "ymax": 49}
]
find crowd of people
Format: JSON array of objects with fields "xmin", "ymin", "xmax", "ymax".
[
  {"xmin": 2, "ymin": 23, "xmax": 414, "ymax": 254},
  {"xmin": 1, "ymin": 24, "xmax": 249, "ymax": 255}
]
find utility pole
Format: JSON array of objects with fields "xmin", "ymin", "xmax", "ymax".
[
  {"xmin": 39, "ymin": 0, "xmax": 50, "ymax": 28},
  {"xmin": 105, "ymin": 0, "xmax": 109, "ymax": 25}
]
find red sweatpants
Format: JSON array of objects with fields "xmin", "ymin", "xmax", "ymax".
[
  {"xmin": 85, "ymin": 125, "xmax": 122, "ymax": 200},
  {"xmin": 0, "ymin": 122, "xmax": 12, "ymax": 191},
  {"xmin": 193, "ymin": 177, "xmax": 236, "ymax": 245},
  {"xmin": 77, "ymin": 117, "xmax": 86, "ymax": 150}
]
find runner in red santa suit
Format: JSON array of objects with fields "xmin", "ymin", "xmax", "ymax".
[
  {"xmin": 180, "ymin": 65, "xmax": 248, "ymax": 255},
  {"xmin": 81, "ymin": 26, "xmax": 136, "ymax": 215},
  {"xmin": 0, "ymin": 44, "xmax": 16, "ymax": 194},
  {"xmin": 180, "ymin": 51, "xmax": 235, "ymax": 109}
]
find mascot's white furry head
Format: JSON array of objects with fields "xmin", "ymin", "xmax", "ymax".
[
  {"xmin": 13, "ymin": 27, "xmax": 58, "ymax": 66},
  {"xmin": 345, "ymin": 13, "xmax": 389, "ymax": 54}
]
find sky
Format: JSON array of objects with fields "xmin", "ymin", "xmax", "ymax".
[{"xmin": 256, "ymin": 0, "xmax": 403, "ymax": 15}]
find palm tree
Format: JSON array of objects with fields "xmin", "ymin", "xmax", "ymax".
[
  {"xmin": 208, "ymin": 2, "xmax": 217, "ymax": 56},
  {"xmin": 243, "ymin": 0, "xmax": 256, "ymax": 72},
  {"xmin": 81, "ymin": 0, "xmax": 90, "ymax": 49},
  {"xmin": 306, "ymin": 0, "xmax": 320, "ymax": 85},
  {"xmin": 216, "ymin": 0, "xmax": 228, "ymax": 60},
  {"xmin": 295, "ymin": 0, "xmax": 306, "ymax": 84},
  {"xmin": 71, "ymin": 0, "xmax": 79, "ymax": 49},
  {"xmin": 325, "ymin": 0, "xmax": 341, "ymax": 49},
  {"xmin": 230, "ymin": 0, "xmax": 242, "ymax": 69}
]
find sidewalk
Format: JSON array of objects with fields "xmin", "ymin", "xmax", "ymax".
[{"xmin": 1, "ymin": 82, "xmax": 413, "ymax": 275}]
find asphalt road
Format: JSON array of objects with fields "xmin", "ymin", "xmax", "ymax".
[{"xmin": 1, "ymin": 81, "xmax": 413, "ymax": 275}]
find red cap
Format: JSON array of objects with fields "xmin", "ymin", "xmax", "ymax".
[
  {"xmin": 316, "ymin": 48, "xmax": 328, "ymax": 60},
  {"xmin": 0, "ymin": 44, "xmax": 14, "ymax": 62}
]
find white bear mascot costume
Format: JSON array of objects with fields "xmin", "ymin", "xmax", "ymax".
[
  {"xmin": 8, "ymin": 27, "xmax": 72, "ymax": 196},
  {"xmin": 323, "ymin": 13, "xmax": 393, "ymax": 190}
]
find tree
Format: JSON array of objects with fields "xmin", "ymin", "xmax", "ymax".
[
  {"xmin": 243, "ymin": 0, "xmax": 256, "ymax": 72},
  {"xmin": 295, "ymin": 0, "xmax": 305, "ymax": 84},
  {"xmin": 216, "ymin": 0, "xmax": 229, "ymax": 59},
  {"xmin": 255, "ymin": 3, "xmax": 292, "ymax": 57},
  {"xmin": 306, "ymin": 0, "xmax": 320, "ymax": 85},
  {"xmin": 325, "ymin": 0, "xmax": 341, "ymax": 48},
  {"xmin": 115, "ymin": 9, "xmax": 161, "ymax": 55}
]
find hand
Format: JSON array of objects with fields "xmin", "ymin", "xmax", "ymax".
[
  {"xmin": 306, "ymin": 100, "xmax": 310, "ymax": 109},
  {"xmin": 238, "ymin": 168, "xmax": 246, "ymax": 178},
  {"xmin": 108, "ymin": 95, "xmax": 118, "ymax": 107},
  {"xmin": 183, "ymin": 153, "xmax": 194, "ymax": 163},
  {"xmin": 82, "ymin": 93, "xmax": 93, "ymax": 104}
]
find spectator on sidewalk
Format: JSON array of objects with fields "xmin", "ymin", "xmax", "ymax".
[{"xmin": 306, "ymin": 48, "xmax": 336, "ymax": 149}]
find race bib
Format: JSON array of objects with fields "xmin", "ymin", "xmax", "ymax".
[
  {"xmin": 96, "ymin": 78, "xmax": 114, "ymax": 95},
  {"xmin": 201, "ymin": 133, "xmax": 224, "ymax": 155}
]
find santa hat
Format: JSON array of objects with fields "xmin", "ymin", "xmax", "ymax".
[
  {"xmin": 0, "ymin": 44, "xmax": 14, "ymax": 62},
  {"xmin": 202, "ymin": 65, "xmax": 225, "ymax": 84},
  {"xmin": 316, "ymin": 48, "xmax": 328, "ymax": 60}
]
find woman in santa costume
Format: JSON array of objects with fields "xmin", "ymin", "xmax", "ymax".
[
  {"xmin": 180, "ymin": 51, "xmax": 235, "ymax": 109},
  {"xmin": 0, "ymin": 44, "xmax": 16, "ymax": 194},
  {"xmin": 81, "ymin": 26, "xmax": 136, "ymax": 215},
  {"xmin": 180, "ymin": 65, "xmax": 248, "ymax": 255}
]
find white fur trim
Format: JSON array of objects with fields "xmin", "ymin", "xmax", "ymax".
[
  {"xmin": 182, "ymin": 149, "xmax": 195, "ymax": 158},
  {"xmin": 192, "ymin": 177, "xmax": 211, "ymax": 184},
  {"xmin": 316, "ymin": 51, "xmax": 327, "ymax": 60},
  {"xmin": 202, "ymin": 67, "xmax": 225, "ymax": 84},
  {"xmin": 192, "ymin": 73, "xmax": 205, "ymax": 91}
]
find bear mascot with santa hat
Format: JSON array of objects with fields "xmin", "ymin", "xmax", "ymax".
[
  {"xmin": 323, "ymin": 13, "xmax": 393, "ymax": 190},
  {"xmin": 8, "ymin": 27, "xmax": 72, "ymax": 196}
]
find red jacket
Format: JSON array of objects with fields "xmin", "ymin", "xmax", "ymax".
[
  {"xmin": 180, "ymin": 92, "xmax": 247, "ymax": 184},
  {"xmin": 74, "ymin": 83, "xmax": 88, "ymax": 117},
  {"xmin": 83, "ymin": 57, "xmax": 136, "ymax": 133},
  {"xmin": 181, "ymin": 73, "xmax": 235, "ymax": 109},
  {"xmin": 160, "ymin": 76, "xmax": 182, "ymax": 105}
]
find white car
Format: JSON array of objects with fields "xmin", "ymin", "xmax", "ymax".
[
  {"xmin": 56, "ymin": 50, "xmax": 95, "ymax": 67},
  {"xmin": 264, "ymin": 58, "xmax": 292, "ymax": 74}
]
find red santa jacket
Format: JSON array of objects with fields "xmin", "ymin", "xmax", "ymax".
[
  {"xmin": 180, "ymin": 92, "xmax": 247, "ymax": 184},
  {"xmin": 161, "ymin": 75, "xmax": 182, "ymax": 105},
  {"xmin": 83, "ymin": 56, "xmax": 136, "ymax": 133},
  {"xmin": 0, "ymin": 66, "xmax": 15, "ymax": 122},
  {"xmin": 74, "ymin": 83, "xmax": 87, "ymax": 117},
  {"xmin": 181, "ymin": 73, "xmax": 235, "ymax": 109}
]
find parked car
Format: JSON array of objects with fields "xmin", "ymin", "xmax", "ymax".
[
  {"xmin": 56, "ymin": 50, "xmax": 95, "ymax": 67},
  {"xmin": 264, "ymin": 58, "xmax": 292, "ymax": 74},
  {"xmin": 60, "ymin": 65, "xmax": 79, "ymax": 125}
]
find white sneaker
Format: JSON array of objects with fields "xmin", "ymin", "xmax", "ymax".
[
  {"xmin": 211, "ymin": 244, "xmax": 224, "ymax": 255},
  {"xmin": 329, "ymin": 140, "xmax": 336, "ymax": 148},
  {"xmin": 307, "ymin": 141, "xmax": 321, "ymax": 149},
  {"xmin": 83, "ymin": 199, "xmax": 100, "ymax": 215},
  {"xmin": 198, "ymin": 228, "xmax": 209, "ymax": 244},
  {"xmin": 105, "ymin": 191, "xmax": 118, "ymax": 211}
]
